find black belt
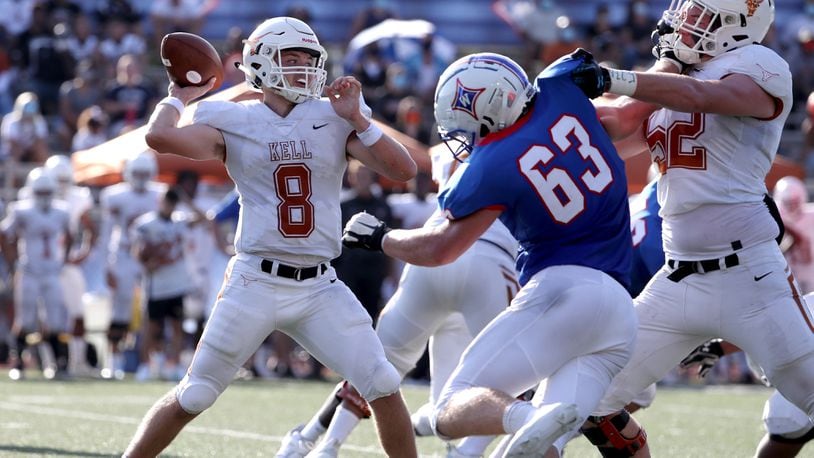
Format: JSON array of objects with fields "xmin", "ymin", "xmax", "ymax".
[
  {"xmin": 666, "ymin": 254, "xmax": 739, "ymax": 282},
  {"xmin": 260, "ymin": 259, "xmax": 327, "ymax": 281}
]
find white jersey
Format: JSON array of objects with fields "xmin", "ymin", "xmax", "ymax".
[
  {"xmin": 644, "ymin": 45, "xmax": 792, "ymax": 258},
  {"xmin": 0, "ymin": 200, "xmax": 70, "ymax": 273},
  {"xmin": 100, "ymin": 182, "xmax": 164, "ymax": 254},
  {"xmin": 192, "ymin": 98, "xmax": 363, "ymax": 266},
  {"xmin": 132, "ymin": 211, "xmax": 189, "ymax": 300},
  {"xmin": 20, "ymin": 185, "xmax": 95, "ymax": 234},
  {"xmin": 387, "ymin": 192, "xmax": 438, "ymax": 229}
]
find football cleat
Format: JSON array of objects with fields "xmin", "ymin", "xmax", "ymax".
[
  {"xmin": 505, "ymin": 403, "xmax": 579, "ymax": 457},
  {"xmin": 276, "ymin": 424, "xmax": 314, "ymax": 458}
]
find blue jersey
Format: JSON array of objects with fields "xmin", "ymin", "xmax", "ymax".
[
  {"xmin": 628, "ymin": 179, "xmax": 664, "ymax": 296},
  {"xmin": 212, "ymin": 189, "xmax": 240, "ymax": 226},
  {"xmin": 438, "ymin": 68, "xmax": 632, "ymax": 286}
]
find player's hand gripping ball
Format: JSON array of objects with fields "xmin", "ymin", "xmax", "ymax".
[{"xmin": 160, "ymin": 32, "xmax": 224, "ymax": 90}]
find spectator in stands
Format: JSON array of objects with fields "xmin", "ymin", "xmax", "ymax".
[
  {"xmin": 1, "ymin": 92, "xmax": 48, "ymax": 164},
  {"xmin": 335, "ymin": 161, "xmax": 393, "ymax": 322},
  {"xmin": 349, "ymin": 43, "xmax": 389, "ymax": 101},
  {"xmin": 14, "ymin": 3, "xmax": 75, "ymax": 115},
  {"xmin": 0, "ymin": 27, "xmax": 16, "ymax": 116},
  {"xmin": 0, "ymin": 0, "xmax": 33, "ymax": 38},
  {"xmin": 375, "ymin": 62, "xmax": 411, "ymax": 125},
  {"xmin": 71, "ymin": 105, "xmax": 108, "ymax": 152},
  {"xmin": 149, "ymin": 0, "xmax": 220, "ymax": 50},
  {"xmin": 787, "ymin": 26, "xmax": 814, "ymax": 105},
  {"xmin": 40, "ymin": 0, "xmax": 81, "ymax": 28},
  {"xmin": 781, "ymin": 0, "xmax": 814, "ymax": 51},
  {"xmin": 102, "ymin": 54, "xmax": 157, "ymax": 135},
  {"xmin": 347, "ymin": 0, "xmax": 397, "ymax": 45},
  {"xmin": 220, "ymin": 26, "xmax": 244, "ymax": 89},
  {"xmin": 402, "ymin": 34, "xmax": 448, "ymax": 103},
  {"xmin": 93, "ymin": 0, "xmax": 142, "ymax": 30},
  {"xmin": 585, "ymin": 3, "xmax": 623, "ymax": 67},
  {"xmin": 99, "ymin": 15, "xmax": 146, "ymax": 73},
  {"xmin": 393, "ymin": 96, "xmax": 430, "ymax": 145},
  {"xmin": 622, "ymin": 0, "xmax": 656, "ymax": 68},
  {"xmin": 58, "ymin": 59, "xmax": 104, "ymax": 149},
  {"xmin": 284, "ymin": 4, "xmax": 312, "ymax": 24},
  {"xmin": 64, "ymin": 12, "xmax": 101, "ymax": 65}
]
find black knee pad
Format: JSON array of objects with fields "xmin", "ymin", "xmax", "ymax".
[{"xmin": 581, "ymin": 410, "xmax": 647, "ymax": 458}]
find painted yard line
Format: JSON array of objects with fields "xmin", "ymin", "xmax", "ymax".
[{"xmin": 0, "ymin": 402, "xmax": 385, "ymax": 455}]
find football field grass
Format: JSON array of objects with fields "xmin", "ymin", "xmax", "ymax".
[{"xmin": 0, "ymin": 374, "xmax": 786, "ymax": 457}]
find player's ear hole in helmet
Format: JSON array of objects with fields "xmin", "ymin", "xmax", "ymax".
[{"xmin": 433, "ymin": 53, "xmax": 535, "ymax": 162}]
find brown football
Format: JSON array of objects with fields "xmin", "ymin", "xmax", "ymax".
[{"xmin": 160, "ymin": 32, "xmax": 224, "ymax": 90}]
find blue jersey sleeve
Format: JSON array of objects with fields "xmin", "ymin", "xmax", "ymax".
[
  {"xmin": 438, "ymin": 159, "xmax": 509, "ymax": 220},
  {"xmin": 212, "ymin": 189, "xmax": 240, "ymax": 224}
]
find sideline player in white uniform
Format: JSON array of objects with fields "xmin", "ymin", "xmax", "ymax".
[
  {"xmin": 277, "ymin": 146, "xmax": 519, "ymax": 458},
  {"xmin": 43, "ymin": 155, "xmax": 98, "ymax": 375},
  {"xmin": 132, "ymin": 188, "xmax": 191, "ymax": 382},
  {"xmin": 1, "ymin": 168, "xmax": 73, "ymax": 380},
  {"xmin": 773, "ymin": 176, "xmax": 814, "ymax": 293},
  {"xmin": 568, "ymin": 0, "xmax": 814, "ymax": 455},
  {"xmin": 99, "ymin": 151, "xmax": 164, "ymax": 379},
  {"xmin": 122, "ymin": 17, "xmax": 418, "ymax": 458}
]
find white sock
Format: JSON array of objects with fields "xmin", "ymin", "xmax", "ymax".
[
  {"xmin": 323, "ymin": 404, "xmax": 361, "ymax": 444},
  {"xmin": 502, "ymin": 400, "xmax": 535, "ymax": 434},
  {"xmin": 300, "ymin": 416, "xmax": 327, "ymax": 442},
  {"xmin": 456, "ymin": 435, "xmax": 496, "ymax": 455}
]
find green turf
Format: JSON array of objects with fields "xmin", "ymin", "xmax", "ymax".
[{"xmin": 0, "ymin": 374, "xmax": 788, "ymax": 457}]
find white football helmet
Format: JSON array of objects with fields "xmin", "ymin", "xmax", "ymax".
[
  {"xmin": 44, "ymin": 155, "xmax": 74, "ymax": 196},
  {"xmin": 433, "ymin": 53, "xmax": 535, "ymax": 160},
  {"xmin": 773, "ymin": 176, "xmax": 808, "ymax": 218},
  {"xmin": 124, "ymin": 151, "xmax": 158, "ymax": 191},
  {"xmin": 26, "ymin": 167, "xmax": 57, "ymax": 210},
  {"xmin": 237, "ymin": 17, "xmax": 328, "ymax": 104},
  {"xmin": 662, "ymin": 0, "xmax": 774, "ymax": 64}
]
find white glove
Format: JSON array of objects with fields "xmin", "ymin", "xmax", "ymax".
[{"xmin": 341, "ymin": 212, "xmax": 390, "ymax": 252}]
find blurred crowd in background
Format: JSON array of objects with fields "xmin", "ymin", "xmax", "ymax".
[{"xmin": 1, "ymin": 0, "xmax": 814, "ymax": 386}]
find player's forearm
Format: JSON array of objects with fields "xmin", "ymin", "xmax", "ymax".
[
  {"xmin": 145, "ymin": 104, "xmax": 182, "ymax": 153},
  {"xmin": 366, "ymin": 136, "xmax": 417, "ymax": 182},
  {"xmin": 382, "ymin": 227, "xmax": 462, "ymax": 267}
]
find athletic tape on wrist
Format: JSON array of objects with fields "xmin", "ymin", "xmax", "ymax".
[
  {"xmin": 607, "ymin": 69, "xmax": 638, "ymax": 97},
  {"xmin": 158, "ymin": 96, "xmax": 185, "ymax": 115},
  {"xmin": 356, "ymin": 123, "xmax": 383, "ymax": 147}
]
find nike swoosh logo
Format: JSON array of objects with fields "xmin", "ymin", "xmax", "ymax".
[
  {"xmin": 358, "ymin": 222, "xmax": 377, "ymax": 230},
  {"xmin": 330, "ymin": 278, "xmax": 337, "ymax": 283},
  {"xmin": 754, "ymin": 272, "xmax": 772, "ymax": 281},
  {"xmin": 312, "ymin": 123, "xmax": 328, "ymax": 130}
]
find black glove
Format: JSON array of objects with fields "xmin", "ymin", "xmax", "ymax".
[
  {"xmin": 568, "ymin": 48, "xmax": 610, "ymax": 99},
  {"xmin": 650, "ymin": 19, "xmax": 689, "ymax": 73},
  {"xmin": 342, "ymin": 212, "xmax": 390, "ymax": 252},
  {"xmin": 679, "ymin": 339, "xmax": 725, "ymax": 378}
]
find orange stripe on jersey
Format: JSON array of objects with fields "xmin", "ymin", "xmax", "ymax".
[{"xmin": 787, "ymin": 272, "xmax": 814, "ymax": 333}]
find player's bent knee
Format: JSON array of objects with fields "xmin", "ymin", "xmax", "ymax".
[
  {"xmin": 176, "ymin": 378, "xmax": 221, "ymax": 414},
  {"xmin": 359, "ymin": 361, "xmax": 401, "ymax": 401},
  {"xmin": 581, "ymin": 410, "xmax": 647, "ymax": 458}
]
